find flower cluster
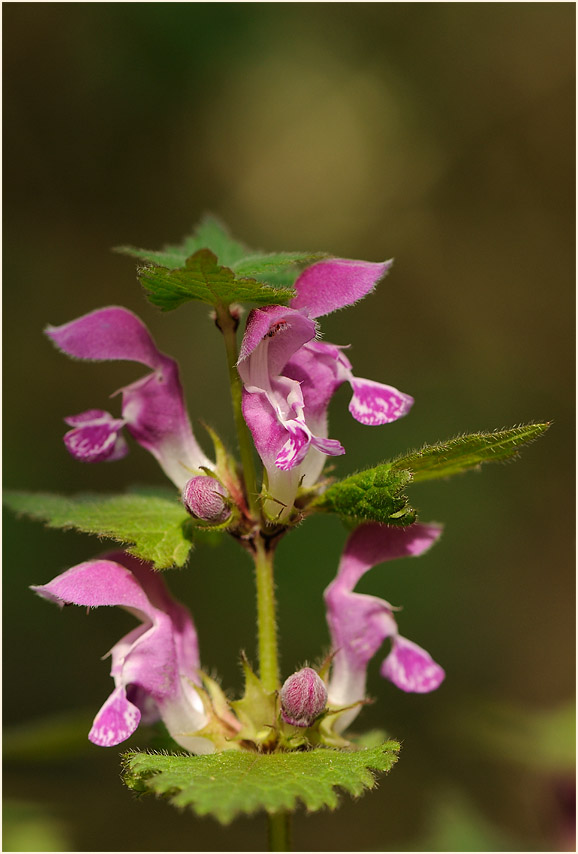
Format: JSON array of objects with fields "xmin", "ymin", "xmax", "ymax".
[{"xmin": 33, "ymin": 253, "xmax": 444, "ymax": 752}]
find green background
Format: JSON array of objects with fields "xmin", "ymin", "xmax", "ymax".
[{"xmin": 4, "ymin": 3, "xmax": 574, "ymax": 851}]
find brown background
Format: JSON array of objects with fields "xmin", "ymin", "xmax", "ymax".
[{"xmin": 4, "ymin": 3, "xmax": 574, "ymax": 851}]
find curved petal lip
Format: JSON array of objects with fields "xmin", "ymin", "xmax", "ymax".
[
  {"xmin": 381, "ymin": 637, "xmax": 445, "ymax": 693},
  {"xmin": 349, "ymin": 379, "xmax": 414, "ymax": 425},
  {"xmin": 64, "ymin": 419, "xmax": 128, "ymax": 463},
  {"xmin": 237, "ymin": 305, "xmax": 317, "ymax": 376},
  {"xmin": 290, "ymin": 258, "xmax": 393, "ymax": 318},
  {"xmin": 89, "ymin": 685, "xmax": 141, "ymax": 747},
  {"xmin": 45, "ymin": 306, "xmax": 163, "ymax": 369}
]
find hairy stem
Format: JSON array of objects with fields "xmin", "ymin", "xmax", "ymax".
[
  {"xmin": 268, "ymin": 810, "xmax": 292, "ymax": 851},
  {"xmin": 254, "ymin": 535, "xmax": 280, "ymax": 693},
  {"xmin": 216, "ymin": 304, "xmax": 280, "ymax": 691},
  {"xmin": 216, "ymin": 304, "xmax": 260, "ymax": 518},
  {"xmin": 217, "ymin": 307, "xmax": 289, "ymax": 848}
]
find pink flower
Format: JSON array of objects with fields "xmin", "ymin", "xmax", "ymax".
[
  {"xmin": 46, "ymin": 307, "xmax": 211, "ymax": 489},
  {"xmin": 237, "ymin": 259, "xmax": 413, "ymax": 514},
  {"xmin": 324, "ymin": 522, "xmax": 445, "ymax": 732},
  {"xmin": 31, "ymin": 552, "xmax": 213, "ymax": 753}
]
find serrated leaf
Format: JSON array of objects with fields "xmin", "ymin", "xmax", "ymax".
[
  {"xmin": 116, "ymin": 215, "xmax": 249, "ymax": 270},
  {"xmin": 138, "ymin": 249, "xmax": 295, "ymax": 311},
  {"xmin": 3, "ymin": 490, "xmax": 193, "ymax": 569},
  {"xmin": 391, "ymin": 423, "xmax": 550, "ymax": 482},
  {"xmin": 313, "ymin": 423, "xmax": 549, "ymax": 526},
  {"xmin": 314, "ymin": 467, "xmax": 416, "ymax": 526},
  {"xmin": 122, "ymin": 741, "xmax": 400, "ymax": 824},
  {"xmin": 117, "ymin": 216, "xmax": 320, "ymax": 292}
]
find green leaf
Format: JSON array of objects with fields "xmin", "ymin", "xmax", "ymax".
[
  {"xmin": 313, "ymin": 423, "xmax": 549, "ymax": 526},
  {"xmin": 138, "ymin": 249, "xmax": 295, "ymax": 311},
  {"xmin": 390, "ymin": 423, "xmax": 550, "ymax": 483},
  {"xmin": 116, "ymin": 215, "xmax": 249, "ymax": 270},
  {"xmin": 122, "ymin": 741, "xmax": 400, "ymax": 824},
  {"xmin": 313, "ymin": 467, "xmax": 416, "ymax": 527},
  {"xmin": 232, "ymin": 250, "xmax": 325, "ymax": 279},
  {"xmin": 117, "ymin": 216, "xmax": 322, "ymax": 306},
  {"xmin": 3, "ymin": 490, "xmax": 193, "ymax": 569}
]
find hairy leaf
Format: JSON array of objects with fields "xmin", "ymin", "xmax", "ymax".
[
  {"xmin": 138, "ymin": 249, "xmax": 295, "ymax": 311},
  {"xmin": 232, "ymin": 250, "xmax": 325, "ymax": 278},
  {"xmin": 314, "ymin": 423, "xmax": 549, "ymax": 526},
  {"xmin": 3, "ymin": 490, "xmax": 193, "ymax": 569},
  {"xmin": 116, "ymin": 215, "xmax": 249, "ymax": 270},
  {"xmin": 117, "ymin": 216, "xmax": 320, "ymax": 303},
  {"xmin": 122, "ymin": 741, "xmax": 400, "ymax": 823},
  {"xmin": 391, "ymin": 423, "xmax": 550, "ymax": 482},
  {"xmin": 313, "ymin": 467, "xmax": 416, "ymax": 526}
]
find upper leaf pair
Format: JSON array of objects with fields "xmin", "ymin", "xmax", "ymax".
[
  {"xmin": 118, "ymin": 215, "xmax": 324, "ymax": 310},
  {"xmin": 3, "ymin": 423, "xmax": 549, "ymax": 569}
]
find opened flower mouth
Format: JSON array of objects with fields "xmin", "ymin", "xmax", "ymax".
[{"xmin": 237, "ymin": 259, "xmax": 413, "ymax": 515}]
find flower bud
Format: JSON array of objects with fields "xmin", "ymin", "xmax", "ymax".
[
  {"xmin": 280, "ymin": 667, "xmax": 327, "ymax": 728},
  {"xmin": 182, "ymin": 476, "xmax": 231, "ymax": 524}
]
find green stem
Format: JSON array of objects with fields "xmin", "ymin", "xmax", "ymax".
[
  {"xmin": 216, "ymin": 305, "xmax": 260, "ymax": 518},
  {"xmin": 268, "ymin": 810, "xmax": 292, "ymax": 851},
  {"xmin": 216, "ymin": 304, "xmax": 280, "ymax": 691},
  {"xmin": 217, "ymin": 305, "xmax": 288, "ymax": 847},
  {"xmin": 254, "ymin": 535, "xmax": 279, "ymax": 692}
]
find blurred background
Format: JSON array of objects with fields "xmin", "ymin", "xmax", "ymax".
[{"xmin": 3, "ymin": 3, "xmax": 574, "ymax": 851}]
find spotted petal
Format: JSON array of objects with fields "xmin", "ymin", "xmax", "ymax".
[
  {"xmin": 89, "ymin": 685, "xmax": 141, "ymax": 747},
  {"xmin": 349, "ymin": 377, "xmax": 414, "ymax": 426},
  {"xmin": 63, "ymin": 410, "xmax": 128, "ymax": 462},
  {"xmin": 381, "ymin": 635, "xmax": 445, "ymax": 693}
]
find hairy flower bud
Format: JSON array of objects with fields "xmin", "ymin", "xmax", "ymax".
[
  {"xmin": 182, "ymin": 476, "xmax": 231, "ymax": 524},
  {"xmin": 280, "ymin": 667, "xmax": 327, "ymax": 728}
]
